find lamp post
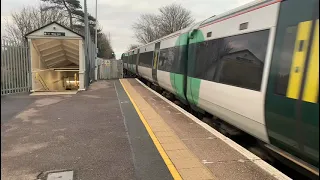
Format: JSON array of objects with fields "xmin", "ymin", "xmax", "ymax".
[
  {"xmin": 95, "ymin": 0, "xmax": 98, "ymax": 81},
  {"xmin": 84, "ymin": 0, "xmax": 89, "ymax": 87}
]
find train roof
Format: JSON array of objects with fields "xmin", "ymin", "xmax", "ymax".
[
  {"xmin": 124, "ymin": 0, "xmax": 281, "ymax": 54},
  {"xmin": 200, "ymin": 0, "xmax": 280, "ymax": 28},
  {"xmin": 124, "ymin": 28, "xmax": 187, "ymax": 54}
]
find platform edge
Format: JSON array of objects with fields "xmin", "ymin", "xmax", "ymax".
[
  {"xmin": 119, "ymin": 79, "xmax": 182, "ymax": 180},
  {"xmin": 135, "ymin": 78, "xmax": 292, "ymax": 180}
]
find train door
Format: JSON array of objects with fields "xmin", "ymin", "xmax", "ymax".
[
  {"xmin": 136, "ymin": 49, "xmax": 140, "ymax": 76},
  {"xmin": 130, "ymin": 51, "xmax": 134, "ymax": 73},
  {"xmin": 152, "ymin": 42, "xmax": 160, "ymax": 84},
  {"xmin": 127, "ymin": 53, "xmax": 130, "ymax": 72},
  {"xmin": 265, "ymin": 0, "xmax": 319, "ymax": 173},
  {"xmin": 132, "ymin": 51, "xmax": 136, "ymax": 74},
  {"xmin": 126, "ymin": 53, "xmax": 129, "ymax": 70}
]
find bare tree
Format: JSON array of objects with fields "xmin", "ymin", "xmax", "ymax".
[
  {"xmin": 41, "ymin": 0, "xmax": 98, "ymax": 41},
  {"xmin": 4, "ymin": 4, "xmax": 115, "ymax": 58},
  {"xmin": 132, "ymin": 14, "xmax": 162, "ymax": 44},
  {"xmin": 40, "ymin": 0, "xmax": 82, "ymax": 29},
  {"xmin": 132, "ymin": 3, "xmax": 195, "ymax": 44},
  {"xmin": 3, "ymin": 6, "xmax": 68, "ymax": 43},
  {"xmin": 158, "ymin": 4, "xmax": 195, "ymax": 36},
  {"xmin": 40, "ymin": 5, "xmax": 69, "ymax": 25}
]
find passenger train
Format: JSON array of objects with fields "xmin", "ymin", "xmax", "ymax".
[{"xmin": 122, "ymin": 0, "xmax": 319, "ymax": 176}]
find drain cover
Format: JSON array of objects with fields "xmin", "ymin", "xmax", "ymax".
[
  {"xmin": 37, "ymin": 170, "xmax": 74, "ymax": 180},
  {"xmin": 47, "ymin": 170, "xmax": 73, "ymax": 180}
]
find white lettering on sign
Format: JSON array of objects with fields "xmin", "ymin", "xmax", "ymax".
[{"xmin": 44, "ymin": 32, "xmax": 66, "ymax": 36}]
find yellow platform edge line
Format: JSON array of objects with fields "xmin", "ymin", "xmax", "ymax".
[{"xmin": 119, "ymin": 79, "xmax": 182, "ymax": 180}]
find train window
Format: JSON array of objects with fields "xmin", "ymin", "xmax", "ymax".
[
  {"xmin": 128, "ymin": 54, "xmax": 132, "ymax": 64},
  {"xmin": 138, "ymin": 51, "xmax": 153, "ymax": 68},
  {"xmin": 132, "ymin": 54, "xmax": 137, "ymax": 64},
  {"xmin": 125, "ymin": 54, "xmax": 129, "ymax": 63},
  {"xmin": 158, "ymin": 47, "xmax": 177, "ymax": 72},
  {"xmin": 158, "ymin": 46, "xmax": 183, "ymax": 73},
  {"xmin": 173, "ymin": 46, "xmax": 183, "ymax": 73},
  {"xmin": 194, "ymin": 29, "xmax": 269, "ymax": 91},
  {"xmin": 138, "ymin": 53, "xmax": 145, "ymax": 66},
  {"xmin": 272, "ymin": 0, "xmax": 317, "ymax": 98},
  {"xmin": 274, "ymin": 26, "xmax": 298, "ymax": 96},
  {"xmin": 298, "ymin": 40, "xmax": 305, "ymax": 52},
  {"xmin": 193, "ymin": 40, "xmax": 219, "ymax": 79},
  {"xmin": 123, "ymin": 55, "xmax": 126, "ymax": 63}
]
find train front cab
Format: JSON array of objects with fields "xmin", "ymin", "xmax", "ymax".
[
  {"xmin": 121, "ymin": 53, "xmax": 129, "ymax": 77},
  {"xmin": 265, "ymin": 0, "xmax": 319, "ymax": 176}
]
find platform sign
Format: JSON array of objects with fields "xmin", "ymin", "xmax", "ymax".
[
  {"xmin": 105, "ymin": 60, "xmax": 111, "ymax": 66},
  {"xmin": 44, "ymin": 32, "xmax": 66, "ymax": 36}
]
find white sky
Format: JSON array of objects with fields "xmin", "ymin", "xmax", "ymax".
[{"xmin": 1, "ymin": 0, "xmax": 254, "ymax": 58}]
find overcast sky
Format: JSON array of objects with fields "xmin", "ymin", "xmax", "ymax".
[{"xmin": 1, "ymin": 0, "xmax": 253, "ymax": 58}]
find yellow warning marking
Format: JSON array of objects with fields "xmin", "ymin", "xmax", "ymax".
[
  {"xmin": 303, "ymin": 20, "xmax": 319, "ymax": 103},
  {"xmin": 153, "ymin": 52, "xmax": 158, "ymax": 69},
  {"xmin": 286, "ymin": 20, "xmax": 312, "ymax": 100},
  {"xmin": 119, "ymin": 79, "xmax": 182, "ymax": 180}
]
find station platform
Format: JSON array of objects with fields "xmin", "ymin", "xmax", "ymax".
[{"xmin": 1, "ymin": 79, "xmax": 290, "ymax": 180}]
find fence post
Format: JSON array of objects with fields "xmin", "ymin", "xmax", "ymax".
[
  {"xmin": 13, "ymin": 43, "xmax": 18, "ymax": 93},
  {"xmin": 4, "ymin": 40, "xmax": 9, "ymax": 94},
  {"xmin": 28, "ymin": 43, "xmax": 32, "ymax": 92},
  {"xmin": 17, "ymin": 42, "xmax": 21, "ymax": 93},
  {"xmin": 23, "ymin": 45, "xmax": 27, "ymax": 92},
  {"xmin": 1, "ymin": 40, "xmax": 4, "ymax": 95}
]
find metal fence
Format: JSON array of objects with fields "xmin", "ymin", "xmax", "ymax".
[
  {"xmin": 97, "ymin": 59, "xmax": 123, "ymax": 80},
  {"xmin": 1, "ymin": 40, "xmax": 30, "ymax": 95}
]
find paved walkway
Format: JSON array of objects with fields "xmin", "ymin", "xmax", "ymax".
[
  {"xmin": 1, "ymin": 79, "xmax": 289, "ymax": 180},
  {"xmin": 1, "ymin": 80, "xmax": 171, "ymax": 180},
  {"xmin": 1, "ymin": 93, "xmax": 38, "ymax": 125}
]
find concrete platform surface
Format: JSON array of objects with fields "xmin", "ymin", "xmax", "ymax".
[
  {"xmin": 1, "ymin": 80, "xmax": 171, "ymax": 180},
  {"xmin": 1, "ymin": 93, "xmax": 39, "ymax": 125},
  {"xmin": 2, "ymin": 79, "xmax": 290, "ymax": 180},
  {"xmin": 121, "ymin": 78, "xmax": 290, "ymax": 180}
]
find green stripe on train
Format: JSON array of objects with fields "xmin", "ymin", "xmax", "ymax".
[
  {"xmin": 169, "ymin": 31, "xmax": 204, "ymax": 105},
  {"xmin": 186, "ymin": 77, "xmax": 201, "ymax": 105},
  {"xmin": 170, "ymin": 73, "xmax": 185, "ymax": 100},
  {"xmin": 186, "ymin": 30, "xmax": 204, "ymax": 105}
]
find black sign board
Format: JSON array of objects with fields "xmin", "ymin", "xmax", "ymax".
[{"xmin": 44, "ymin": 32, "xmax": 66, "ymax": 36}]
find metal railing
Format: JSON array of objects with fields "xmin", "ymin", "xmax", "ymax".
[
  {"xmin": 35, "ymin": 72, "xmax": 49, "ymax": 91},
  {"xmin": 1, "ymin": 40, "xmax": 30, "ymax": 95}
]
